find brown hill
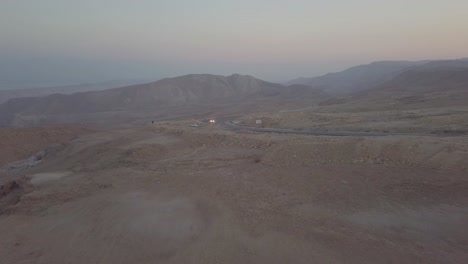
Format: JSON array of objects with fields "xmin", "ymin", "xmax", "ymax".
[
  {"xmin": 0, "ymin": 74, "xmax": 326, "ymax": 127},
  {"xmin": 347, "ymin": 60, "xmax": 468, "ymax": 109},
  {"xmin": 252, "ymin": 60, "xmax": 468, "ymax": 133},
  {"xmin": 286, "ymin": 61, "xmax": 425, "ymax": 94},
  {"xmin": 0, "ymin": 74, "xmax": 282, "ymax": 113}
]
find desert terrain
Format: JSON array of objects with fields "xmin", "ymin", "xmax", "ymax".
[
  {"xmin": 1, "ymin": 59, "xmax": 468, "ymax": 263},
  {"xmin": 1, "ymin": 119, "xmax": 467, "ymax": 263},
  {"xmin": 3, "ymin": 0, "xmax": 468, "ymax": 261},
  {"xmin": 241, "ymin": 60, "xmax": 468, "ymax": 135}
]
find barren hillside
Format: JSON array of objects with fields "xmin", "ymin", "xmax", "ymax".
[
  {"xmin": 0, "ymin": 121, "xmax": 467, "ymax": 263},
  {"xmin": 0, "ymin": 74, "xmax": 326, "ymax": 127},
  {"xmin": 0, "ymin": 126, "xmax": 91, "ymax": 167},
  {"xmin": 336, "ymin": 60, "xmax": 468, "ymax": 110},
  {"xmin": 242, "ymin": 60, "xmax": 468, "ymax": 133},
  {"xmin": 286, "ymin": 61, "xmax": 425, "ymax": 94}
]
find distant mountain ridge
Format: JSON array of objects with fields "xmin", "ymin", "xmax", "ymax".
[
  {"xmin": 357, "ymin": 60, "xmax": 468, "ymax": 98},
  {"xmin": 322, "ymin": 60, "xmax": 468, "ymax": 110},
  {"xmin": 0, "ymin": 80, "xmax": 149, "ymax": 104},
  {"xmin": 286, "ymin": 60, "xmax": 433, "ymax": 94},
  {"xmin": 2, "ymin": 58, "xmax": 467, "ymax": 127},
  {"xmin": 0, "ymin": 74, "xmax": 326, "ymax": 127},
  {"xmin": 0, "ymin": 75, "xmax": 260, "ymax": 114}
]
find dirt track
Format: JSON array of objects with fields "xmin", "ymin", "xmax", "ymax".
[{"xmin": 1, "ymin": 122, "xmax": 468, "ymax": 263}]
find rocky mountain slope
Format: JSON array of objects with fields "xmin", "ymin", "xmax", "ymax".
[
  {"xmin": 249, "ymin": 60, "xmax": 468, "ymax": 133},
  {"xmin": 345, "ymin": 60, "xmax": 468, "ymax": 109},
  {"xmin": 0, "ymin": 74, "xmax": 326, "ymax": 127},
  {"xmin": 286, "ymin": 61, "xmax": 425, "ymax": 94}
]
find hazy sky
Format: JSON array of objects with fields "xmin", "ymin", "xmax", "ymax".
[{"xmin": 1, "ymin": 0, "xmax": 467, "ymax": 87}]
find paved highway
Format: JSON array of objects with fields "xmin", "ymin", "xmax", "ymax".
[{"xmin": 219, "ymin": 117, "xmax": 424, "ymax": 137}]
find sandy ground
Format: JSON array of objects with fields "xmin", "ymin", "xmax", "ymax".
[
  {"xmin": 0, "ymin": 121, "xmax": 468, "ymax": 263},
  {"xmin": 0, "ymin": 126, "xmax": 91, "ymax": 167},
  {"xmin": 241, "ymin": 106, "xmax": 468, "ymax": 134}
]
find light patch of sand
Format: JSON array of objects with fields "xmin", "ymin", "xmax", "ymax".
[
  {"xmin": 347, "ymin": 205, "xmax": 468, "ymax": 240},
  {"xmin": 121, "ymin": 135, "xmax": 180, "ymax": 150},
  {"xmin": 30, "ymin": 171, "xmax": 73, "ymax": 186},
  {"xmin": 116, "ymin": 192, "xmax": 207, "ymax": 240}
]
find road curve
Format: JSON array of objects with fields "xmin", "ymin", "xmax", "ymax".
[{"xmin": 219, "ymin": 118, "xmax": 424, "ymax": 137}]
